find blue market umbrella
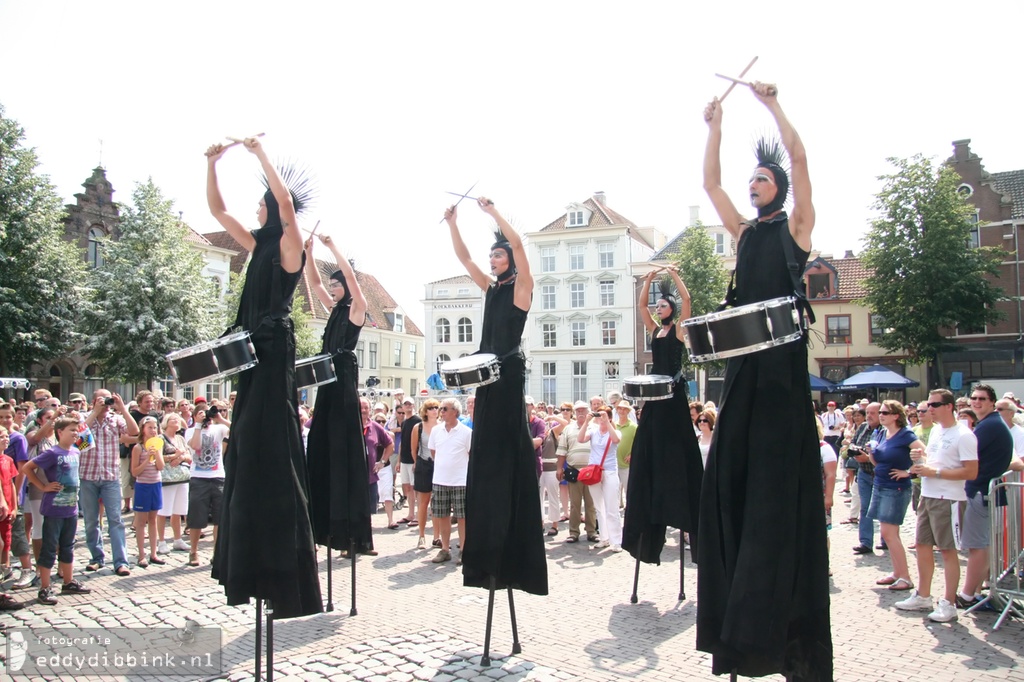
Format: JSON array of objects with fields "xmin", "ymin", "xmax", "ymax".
[
  {"xmin": 809, "ymin": 374, "xmax": 835, "ymax": 392},
  {"xmin": 836, "ymin": 364, "xmax": 919, "ymax": 391}
]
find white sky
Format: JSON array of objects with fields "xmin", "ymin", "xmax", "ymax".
[{"xmin": 3, "ymin": 1, "xmax": 1022, "ymax": 328}]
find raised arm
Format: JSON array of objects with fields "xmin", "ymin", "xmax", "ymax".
[
  {"xmin": 303, "ymin": 236, "xmax": 334, "ymax": 312},
  {"xmin": 245, "ymin": 137, "xmax": 303, "ymax": 273},
  {"xmin": 479, "ymin": 197, "xmax": 533, "ymax": 312},
  {"xmin": 321, "ymin": 233, "xmax": 367, "ymax": 327},
  {"xmin": 664, "ymin": 267, "xmax": 692, "ymax": 342},
  {"xmin": 752, "ymin": 82, "xmax": 814, "ymax": 251},
  {"xmin": 638, "ymin": 270, "xmax": 659, "ymax": 336},
  {"xmin": 206, "ymin": 144, "xmax": 256, "ymax": 253},
  {"xmin": 702, "ymin": 97, "xmax": 745, "ymax": 241},
  {"xmin": 444, "ymin": 205, "xmax": 491, "ymax": 291}
]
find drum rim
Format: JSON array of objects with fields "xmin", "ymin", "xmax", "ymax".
[
  {"xmin": 439, "ymin": 353, "xmax": 499, "ymax": 371},
  {"xmin": 683, "ymin": 295, "xmax": 797, "ymax": 325},
  {"xmin": 218, "ymin": 330, "xmax": 253, "ymax": 344},
  {"xmin": 297, "ymin": 376, "xmax": 338, "ymax": 389},
  {"xmin": 688, "ymin": 331, "xmax": 803, "ymax": 363},
  {"xmin": 174, "ymin": 359, "xmax": 259, "ymax": 385},
  {"xmin": 623, "ymin": 374, "xmax": 674, "ymax": 385},
  {"xmin": 296, "ymin": 353, "xmax": 333, "ymax": 366}
]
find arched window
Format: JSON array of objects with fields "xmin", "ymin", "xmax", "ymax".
[
  {"xmin": 457, "ymin": 317, "xmax": 473, "ymax": 343},
  {"xmin": 435, "ymin": 353, "xmax": 451, "ymax": 371},
  {"xmin": 87, "ymin": 227, "xmax": 105, "ymax": 268},
  {"xmin": 435, "ymin": 318, "xmax": 451, "ymax": 343}
]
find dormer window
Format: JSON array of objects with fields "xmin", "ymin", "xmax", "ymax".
[
  {"xmin": 565, "ymin": 203, "xmax": 592, "ymax": 227},
  {"xmin": 568, "ymin": 210, "xmax": 585, "ymax": 226}
]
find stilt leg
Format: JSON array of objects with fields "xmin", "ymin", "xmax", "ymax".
[
  {"xmin": 630, "ymin": 555, "xmax": 641, "ymax": 604},
  {"xmin": 481, "ymin": 577, "xmax": 496, "ymax": 666},
  {"xmin": 350, "ymin": 539, "xmax": 358, "ymax": 617},
  {"xmin": 266, "ymin": 599, "xmax": 274, "ymax": 682},
  {"xmin": 679, "ymin": 538, "xmax": 685, "ymax": 601},
  {"xmin": 730, "ymin": 669, "xmax": 738, "ymax": 682},
  {"xmin": 507, "ymin": 587, "xmax": 521, "ymax": 655},
  {"xmin": 326, "ymin": 538, "xmax": 335, "ymax": 612},
  {"xmin": 255, "ymin": 600, "xmax": 262, "ymax": 681}
]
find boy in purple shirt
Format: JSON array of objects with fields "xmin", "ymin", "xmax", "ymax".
[{"xmin": 23, "ymin": 416, "xmax": 91, "ymax": 605}]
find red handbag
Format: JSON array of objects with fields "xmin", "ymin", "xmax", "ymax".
[{"xmin": 577, "ymin": 433, "xmax": 613, "ymax": 485}]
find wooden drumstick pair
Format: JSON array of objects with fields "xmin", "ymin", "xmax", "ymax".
[
  {"xmin": 714, "ymin": 57, "xmax": 777, "ymax": 99},
  {"xmin": 223, "ymin": 132, "xmax": 266, "ymax": 150}
]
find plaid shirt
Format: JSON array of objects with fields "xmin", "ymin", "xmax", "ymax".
[{"xmin": 81, "ymin": 411, "xmax": 128, "ymax": 481}]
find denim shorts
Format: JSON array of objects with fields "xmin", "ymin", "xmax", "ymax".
[{"xmin": 866, "ymin": 485, "xmax": 912, "ymax": 525}]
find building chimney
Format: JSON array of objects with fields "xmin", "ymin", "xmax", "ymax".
[
  {"xmin": 952, "ymin": 139, "xmax": 972, "ymax": 162},
  {"xmin": 689, "ymin": 206, "xmax": 700, "ymax": 226},
  {"xmin": 593, "ymin": 191, "xmax": 606, "ymax": 206},
  {"xmin": 843, "ymin": 249, "xmax": 854, "ymax": 259}
]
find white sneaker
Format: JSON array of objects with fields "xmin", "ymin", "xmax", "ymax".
[
  {"xmin": 894, "ymin": 591, "xmax": 933, "ymax": 611},
  {"xmin": 595, "ymin": 540, "xmax": 610, "ymax": 549},
  {"xmin": 928, "ymin": 599, "xmax": 958, "ymax": 623},
  {"xmin": 610, "ymin": 544, "xmax": 622, "ymax": 553},
  {"xmin": 157, "ymin": 541, "xmax": 171, "ymax": 555},
  {"xmin": 172, "ymin": 538, "xmax": 189, "ymax": 552}
]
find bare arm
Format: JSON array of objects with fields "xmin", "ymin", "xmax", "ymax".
[
  {"xmin": 638, "ymin": 270, "xmax": 659, "ymax": 336},
  {"xmin": 823, "ymin": 460, "xmax": 837, "ymax": 509},
  {"xmin": 246, "ymin": 138, "xmax": 303, "ymax": 273},
  {"xmin": 752, "ymin": 82, "xmax": 814, "ymax": 251},
  {"xmin": 321, "ymin": 234, "xmax": 367, "ymax": 326},
  {"xmin": 444, "ymin": 205, "xmax": 491, "ymax": 291},
  {"xmin": 206, "ymin": 144, "xmax": 256, "ymax": 252},
  {"xmin": 303, "ymin": 236, "xmax": 334, "ymax": 311},
  {"xmin": 702, "ymin": 97, "xmax": 745, "ymax": 241},
  {"xmin": 479, "ymin": 198, "xmax": 533, "ymax": 312},
  {"xmin": 664, "ymin": 267, "xmax": 692, "ymax": 342}
]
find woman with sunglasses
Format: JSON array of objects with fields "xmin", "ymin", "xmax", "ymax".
[
  {"xmin": 696, "ymin": 410, "xmax": 715, "ymax": 468},
  {"xmin": 866, "ymin": 400, "xmax": 925, "ymax": 591},
  {"xmin": 410, "ymin": 399, "xmax": 441, "ymax": 550}
]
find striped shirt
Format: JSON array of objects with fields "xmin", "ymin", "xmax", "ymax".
[{"xmin": 81, "ymin": 412, "xmax": 128, "ymax": 482}]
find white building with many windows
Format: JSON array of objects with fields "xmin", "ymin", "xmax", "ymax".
[
  {"xmin": 526, "ymin": 193, "xmax": 665, "ymax": 405},
  {"xmin": 422, "ymin": 275, "xmax": 485, "ymax": 386}
]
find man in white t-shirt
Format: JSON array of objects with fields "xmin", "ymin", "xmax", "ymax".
[
  {"xmin": 897, "ymin": 389, "xmax": 978, "ymax": 622},
  {"xmin": 996, "ymin": 398, "xmax": 1024, "ymax": 458},
  {"xmin": 427, "ymin": 398, "xmax": 472, "ymax": 565},
  {"xmin": 186, "ymin": 404, "xmax": 231, "ymax": 567},
  {"xmin": 820, "ymin": 401, "xmax": 846, "ymax": 456}
]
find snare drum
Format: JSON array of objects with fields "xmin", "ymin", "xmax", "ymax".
[
  {"xmin": 622, "ymin": 375, "xmax": 675, "ymax": 401},
  {"xmin": 682, "ymin": 296, "xmax": 802, "ymax": 364},
  {"xmin": 439, "ymin": 353, "xmax": 501, "ymax": 389},
  {"xmin": 295, "ymin": 354, "xmax": 337, "ymax": 389},
  {"xmin": 166, "ymin": 331, "xmax": 258, "ymax": 385}
]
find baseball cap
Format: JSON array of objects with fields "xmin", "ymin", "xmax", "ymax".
[
  {"xmin": 524, "ymin": 396, "xmax": 535, "ymax": 405},
  {"xmin": 69, "ymin": 393, "xmax": 87, "ymax": 403},
  {"xmin": 195, "ymin": 396, "xmax": 208, "ymax": 404},
  {"xmin": 616, "ymin": 400, "xmax": 631, "ymax": 409},
  {"xmin": 402, "ymin": 398, "xmax": 415, "ymax": 405},
  {"xmin": 573, "ymin": 400, "xmax": 588, "ymax": 410},
  {"xmin": 827, "ymin": 401, "xmax": 836, "ymax": 407}
]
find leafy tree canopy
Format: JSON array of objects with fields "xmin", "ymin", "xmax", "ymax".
[
  {"xmin": 860, "ymin": 154, "xmax": 1005, "ymax": 363},
  {"xmin": 80, "ymin": 179, "xmax": 219, "ymax": 385},
  {"xmin": 0, "ymin": 103, "xmax": 85, "ymax": 375}
]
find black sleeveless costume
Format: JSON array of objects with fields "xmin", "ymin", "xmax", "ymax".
[
  {"xmin": 461, "ymin": 280, "xmax": 548, "ymax": 595},
  {"xmin": 306, "ymin": 297, "xmax": 370, "ymax": 551},
  {"xmin": 211, "ymin": 220, "xmax": 323, "ymax": 620},
  {"xmin": 695, "ymin": 213, "xmax": 832, "ymax": 680},
  {"xmin": 622, "ymin": 324, "xmax": 703, "ymax": 563}
]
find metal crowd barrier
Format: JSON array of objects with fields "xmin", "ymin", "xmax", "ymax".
[{"xmin": 968, "ymin": 471, "xmax": 1023, "ymax": 629}]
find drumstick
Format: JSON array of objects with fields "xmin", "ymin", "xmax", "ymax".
[
  {"xmin": 439, "ymin": 180, "xmax": 480, "ymax": 224},
  {"xmin": 717, "ymin": 56, "xmax": 757, "ymax": 103},
  {"xmin": 303, "ymin": 220, "xmax": 321, "ymax": 237},
  {"xmin": 223, "ymin": 132, "xmax": 266, "ymax": 149},
  {"xmin": 446, "ymin": 191, "xmax": 480, "ymax": 201},
  {"xmin": 714, "ymin": 73, "xmax": 776, "ymax": 96}
]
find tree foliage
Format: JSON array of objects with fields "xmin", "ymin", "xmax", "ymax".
[
  {"xmin": 80, "ymin": 179, "xmax": 219, "ymax": 385},
  {"xmin": 670, "ymin": 222, "xmax": 731, "ymax": 318},
  {"xmin": 860, "ymin": 155, "xmax": 1005, "ymax": 363},
  {"xmin": 0, "ymin": 103, "xmax": 85, "ymax": 375}
]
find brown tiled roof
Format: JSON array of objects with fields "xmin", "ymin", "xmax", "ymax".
[
  {"xmin": 429, "ymin": 274, "xmax": 476, "ymax": 285},
  {"xmin": 990, "ymin": 170, "xmax": 1024, "ymax": 220},
  {"xmin": 810, "ymin": 254, "xmax": 871, "ymax": 300},
  {"xmin": 202, "ymin": 231, "xmax": 249, "ymax": 274},
  {"xmin": 184, "ymin": 226, "xmax": 213, "ymax": 246},
  {"xmin": 538, "ymin": 196, "xmax": 653, "ymax": 248}
]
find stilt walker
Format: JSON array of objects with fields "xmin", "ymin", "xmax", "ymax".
[
  {"xmin": 443, "ymin": 197, "xmax": 548, "ymax": 663},
  {"xmin": 302, "ymin": 231, "xmax": 371, "ymax": 616}
]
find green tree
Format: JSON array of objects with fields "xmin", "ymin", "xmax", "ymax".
[
  {"xmin": 0, "ymin": 103, "xmax": 85, "ymax": 375},
  {"xmin": 80, "ymin": 179, "xmax": 219, "ymax": 386},
  {"xmin": 670, "ymin": 222, "xmax": 730, "ymax": 318},
  {"xmin": 860, "ymin": 154, "xmax": 1005, "ymax": 375}
]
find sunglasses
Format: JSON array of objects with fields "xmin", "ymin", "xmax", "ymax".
[
  {"xmin": 879, "ymin": 411, "xmax": 892, "ymax": 415},
  {"xmin": 561, "ymin": 408, "xmax": 571, "ymax": 412},
  {"xmin": 440, "ymin": 407, "xmax": 450, "ymax": 412},
  {"xmin": 427, "ymin": 406, "xmax": 439, "ymax": 410},
  {"xmin": 926, "ymin": 401, "xmax": 948, "ymax": 408},
  {"xmin": 697, "ymin": 418, "xmax": 711, "ymax": 424},
  {"xmin": 970, "ymin": 395, "xmax": 990, "ymax": 401}
]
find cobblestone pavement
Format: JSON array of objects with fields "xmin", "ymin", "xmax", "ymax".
[{"xmin": 1, "ymin": 490, "xmax": 1022, "ymax": 682}]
